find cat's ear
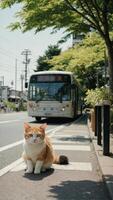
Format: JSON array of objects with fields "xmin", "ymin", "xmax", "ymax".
[
  {"xmin": 40, "ymin": 123, "xmax": 48, "ymax": 130},
  {"xmin": 24, "ymin": 123, "xmax": 31, "ymax": 132}
]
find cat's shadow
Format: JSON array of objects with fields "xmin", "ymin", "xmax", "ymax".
[{"xmin": 23, "ymin": 168, "xmax": 54, "ymax": 181}]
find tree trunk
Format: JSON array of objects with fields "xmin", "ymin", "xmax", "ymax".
[{"xmin": 105, "ymin": 41, "xmax": 113, "ymax": 98}]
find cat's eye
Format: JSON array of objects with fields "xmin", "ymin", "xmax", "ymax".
[
  {"xmin": 25, "ymin": 135, "xmax": 29, "ymax": 139},
  {"xmin": 25, "ymin": 134, "xmax": 33, "ymax": 139},
  {"xmin": 36, "ymin": 134, "xmax": 40, "ymax": 137},
  {"xmin": 29, "ymin": 134, "xmax": 33, "ymax": 137}
]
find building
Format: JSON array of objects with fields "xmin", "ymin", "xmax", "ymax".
[
  {"xmin": 0, "ymin": 86, "xmax": 9, "ymax": 101},
  {"xmin": 0, "ymin": 86, "xmax": 27, "ymax": 102}
]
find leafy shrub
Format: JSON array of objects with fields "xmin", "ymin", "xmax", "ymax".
[
  {"xmin": 3, "ymin": 100, "xmax": 27, "ymax": 111},
  {"xmin": 4, "ymin": 100, "xmax": 16, "ymax": 111},
  {"xmin": 19, "ymin": 102, "xmax": 27, "ymax": 111},
  {"xmin": 85, "ymin": 87, "xmax": 110, "ymax": 107}
]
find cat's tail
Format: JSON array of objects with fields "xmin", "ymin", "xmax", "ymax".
[{"xmin": 53, "ymin": 154, "xmax": 69, "ymax": 165}]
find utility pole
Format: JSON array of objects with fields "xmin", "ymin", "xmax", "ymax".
[
  {"xmin": 20, "ymin": 74, "xmax": 24, "ymax": 93},
  {"xmin": 21, "ymin": 49, "xmax": 31, "ymax": 88},
  {"xmin": 15, "ymin": 59, "xmax": 17, "ymax": 98},
  {"xmin": 20, "ymin": 74, "xmax": 24, "ymax": 105}
]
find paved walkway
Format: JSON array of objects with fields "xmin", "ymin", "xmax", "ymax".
[{"xmin": 0, "ymin": 114, "xmax": 112, "ymax": 200}]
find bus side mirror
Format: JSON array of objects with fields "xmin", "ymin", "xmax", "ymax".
[{"xmin": 25, "ymin": 82, "xmax": 28, "ymax": 88}]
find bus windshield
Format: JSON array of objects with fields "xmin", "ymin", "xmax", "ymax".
[{"xmin": 28, "ymin": 82, "xmax": 71, "ymax": 101}]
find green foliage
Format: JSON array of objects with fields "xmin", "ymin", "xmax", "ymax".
[
  {"xmin": 36, "ymin": 55, "xmax": 50, "ymax": 71},
  {"xmin": 111, "ymin": 108, "xmax": 113, "ymax": 119},
  {"xmin": 19, "ymin": 101, "xmax": 27, "ymax": 111},
  {"xmin": 0, "ymin": 0, "xmax": 113, "ymax": 93},
  {"xmin": 1, "ymin": 0, "xmax": 113, "ymax": 94},
  {"xmin": 45, "ymin": 45, "xmax": 61, "ymax": 59},
  {"xmin": 49, "ymin": 33, "xmax": 105, "ymax": 89},
  {"xmin": 3, "ymin": 100, "xmax": 27, "ymax": 111},
  {"xmin": 3, "ymin": 100, "xmax": 17, "ymax": 111},
  {"xmin": 48, "ymin": 48, "xmax": 74, "ymax": 71},
  {"xmin": 0, "ymin": 0, "xmax": 113, "ymax": 38},
  {"xmin": 0, "ymin": 0, "xmax": 90, "ymax": 36},
  {"xmin": 35, "ymin": 44, "xmax": 61, "ymax": 71},
  {"xmin": 84, "ymin": 87, "xmax": 110, "ymax": 107}
]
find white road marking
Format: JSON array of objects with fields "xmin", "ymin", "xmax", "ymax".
[
  {"xmin": 11, "ymin": 160, "xmax": 25, "ymax": 172},
  {"xmin": 0, "ymin": 120, "xmax": 21, "ymax": 124},
  {"xmin": 53, "ymin": 144, "xmax": 90, "ymax": 151},
  {"xmin": 0, "ymin": 142, "xmax": 91, "ymax": 176},
  {"xmin": 0, "ymin": 141, "xmax": 90, "ymax": 153},
  {"xmin": 53, "ymin": 162, "xmax": 92, "ymax": 171},
  {"xmin": 0, "ymin": 144, "xmax": 91, "ymax": 176},
  {"xmin": 10, "ymin": 160, "xmax": 92, "ymax": 172},
  {"xmin": 0, "ymin": 158, "xmax": 23, "ymax": 177},
  {"xmin": 48, "ymin": 125, "xmax": 69, "ymax": 137},
  {"xmin": 0, "ymin": 140, "xmax": 24, "ymax": 152}
]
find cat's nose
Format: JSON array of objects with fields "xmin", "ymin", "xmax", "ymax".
[{"xmin": 34, "ymin": 139, "xmax": 37, "ymax": 143}]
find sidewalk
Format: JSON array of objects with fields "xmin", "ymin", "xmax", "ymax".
[
  {"xmin": 0, "ymin": 114, "xmax": 112, "ymax": 200},
  {"xmin": 88, "ymin": 119, "xmax": 113, "ymax": 200}
]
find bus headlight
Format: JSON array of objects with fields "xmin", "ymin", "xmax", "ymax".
[{"xmin": 61, "ymin": 107, "xmax": 65, "ymax": 111}]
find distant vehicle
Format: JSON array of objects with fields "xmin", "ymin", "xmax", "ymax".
[{"xmin": 27, "ymin": 71, "xmax": 83, "ymax": 121}]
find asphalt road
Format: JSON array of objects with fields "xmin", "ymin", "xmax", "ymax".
[{"xmin": 0, "ymin": 112, "xmax": 111, "ymax": 200}]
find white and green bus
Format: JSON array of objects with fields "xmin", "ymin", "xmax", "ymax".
[{"xmin": 27, "ymin": 71, "xmax": 82, "ymax": 121}]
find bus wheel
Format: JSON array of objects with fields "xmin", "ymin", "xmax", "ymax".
[{"xmin": 35, "ymin": 117, "xmax": 41, "ymax": 121}]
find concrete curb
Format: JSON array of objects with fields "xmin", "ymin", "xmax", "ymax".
[{"xmin": 87, "ymin": 119, "xmax": 113, "ymax": 200}]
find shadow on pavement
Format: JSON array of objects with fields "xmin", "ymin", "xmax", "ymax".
[
  {"xmin": 23, "ymin": 168, "xmax": 54, "ymax": 181},
  {"xmin": 48, "ymin": 179, "xmax": 111, "ymax": 200},
  {"xmin": 28, "ymin": 114, "xmax": 88, "ymax": 126},
  {"xmin": 0, "ymin": 173, "xmax": 111, "ymax": 200},
  {"xmin": 54, "ymin": 136, "xmax": 91, "ymax": 143},
  {"xmin": 29, "ymin": 117, "xmax": 75, "ymax": 125}
]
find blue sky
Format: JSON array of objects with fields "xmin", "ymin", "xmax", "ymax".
[{"xmin": 0, "ymin": 5, "xmax": 72, "ymax": 90}]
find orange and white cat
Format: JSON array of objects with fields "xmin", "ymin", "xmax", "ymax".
[{"xmin": 23, "ymin": 123, "xmax": 68, "ymax": 174}]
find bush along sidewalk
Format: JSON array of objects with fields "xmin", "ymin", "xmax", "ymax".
[
  {"xmin": 84, "ymin": 87, "xmax": 113, "ymax": 132},
  {"xmin": 0, "ymin": 100, "xmax": 27, "ymax": 113}
]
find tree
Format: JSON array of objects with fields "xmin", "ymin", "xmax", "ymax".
[
  {"xmin": 64, "ymin": 0, "xmax": 113, "ymax": 96},
  {"xmin": 36, "ymin": 44, "xmax": 61, "ymax": 71},
  {"xmin": 36, "ymin": 55, "xmax": 49, "ymax": 71},
  {"xmin": 49, "ymin": 33, "xmax": 105, "ymax": 89},
  {"xmin": 45, "ymin": 44, "xmax": 61, "ymax": 59},
  {"xmin": 1, "ymin": 0, "xmax": 113, "ymax": 95}
]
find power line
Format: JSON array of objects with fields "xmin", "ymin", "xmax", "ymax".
[
  {"xmin": 0, "ymin": 59, "xmax": 24, "ymax": 73},
  {"xmin": 0, "ymin": 33, "xmax": 24, "ymax": 62},
  {"xmin": 0, "ymin": 48, "xmax": 23, "ymax": 63}
]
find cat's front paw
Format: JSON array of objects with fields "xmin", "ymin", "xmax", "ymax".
[
  {"xmin": 25, "ymin": 169, "xmax": 33, "ymax": 174},
  {"xmin": 34, "ymin": 169, "xmax": 41, "ymax": 174}
]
